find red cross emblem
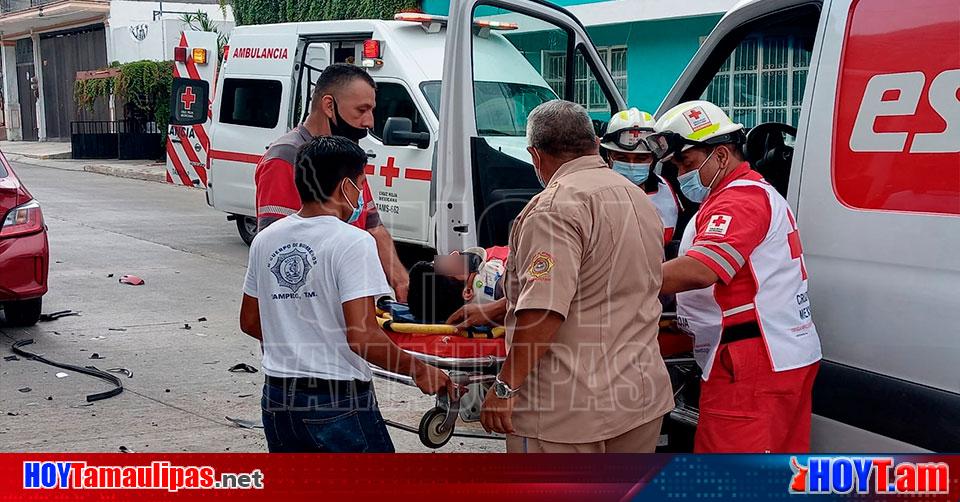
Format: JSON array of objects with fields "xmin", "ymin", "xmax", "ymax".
[
  {"xmin": 628, "ymin": 129, "xmax": 642, "ymax": 138},
  {"xmin": 687, "ymin": 108, "xmax": 703, "ymax": 120},
  {"xmin": 710, "ymin": 215, "xmax": 728, "ymax": 227},
  {"xmin": 180, "ymin": 87, "xmax": 197, "ymax": 109},
  {"xmin": 380, "ymin": 156, "xmax": 400, "ymax": 188}
]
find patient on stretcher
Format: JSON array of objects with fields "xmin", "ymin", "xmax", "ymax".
[{"xmin": 405, "ymin": 246, "xmax": 509, "ymax": 325}]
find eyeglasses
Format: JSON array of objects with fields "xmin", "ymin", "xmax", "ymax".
[
  {"xmin": 644, "ymin": 130, "xmax": 744, "ymax": 160},
  {"xmin": 601, "ymin": 127, "xmax": 653, "ymax": 151}
]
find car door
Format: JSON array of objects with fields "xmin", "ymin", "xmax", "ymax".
[{"xmin": 436, "ymin": 0, "xmax": 626, "ymax": 253}]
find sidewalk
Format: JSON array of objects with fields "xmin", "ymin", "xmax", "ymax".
[{"xmin": 1, "ymin": 140, "xmax": 171, "ymax": 184}]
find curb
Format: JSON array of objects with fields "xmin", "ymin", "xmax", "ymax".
[{"xmin": 83, "ymin": 164, "xmax": 167, "ymax": 184}]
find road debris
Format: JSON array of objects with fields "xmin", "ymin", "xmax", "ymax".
[
  {"xmin": 55, "ymin": 372, "xmax": 69, "ymax": 378},
  {"xmin": 105, "ymin": 368, "xmax": 133, "ymax": 379},
  {"xmin": 89, "ymin": 353, "xmax": 105, "ymax": 360},
  {"xmin": 119, "ymin": 275, "xmax": 145, "ymax": 286},
  {"xmin": 237, "ymin": 394, "xmax": 253, "ymax": 398},
  {"xmin": 107, "ymin": 328, "xmax": 127, "ymax": 332},
  {"xmin": 194, "ymin": 332, "xmax": 207, "ymax": 338},
  {"xmin": 197, "ymin": 317, "xmax": 208, "ymax": 322},
  {"xmin": 39, "ymin": 310, "xmax": 80, "ymax": 322},
  {"xmin": 17, "ymin": 387, "xmax": 31, "ymax": 393},
  {"xmin": 118, "ymin": 446, "xmax": 134, "ymax": 453},
  {"xmin": 202, "ymin": 360, "xmax": 220, "ymax": 365},
  {"xmin": 12, "ymin": 339, "xmax": 123, "ymax": 402},
  {"xmin": 107, "ymin": 274, "xmax": 114, "ymax": 278},
  {"xmin": 224, "ymin": 416, "xmax": 263, "ymax": 429},
  {"xmin": 228, "ymin": 363, "xmax": 258, "ymax": 373},
  {"xmin": 3, "ymin": 355, "xmax": 19, "ymax": 361}
]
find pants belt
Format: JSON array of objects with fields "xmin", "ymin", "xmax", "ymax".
[
  {"xmin": 720, "ymin": 322, "xmax": 762, "ymax": 345},
  {"xmin": 265, "ymin": 375, "xmax": 371, "ymax": 393}
]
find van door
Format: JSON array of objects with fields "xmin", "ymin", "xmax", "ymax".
[
  {"xmin": 437, "ymin": 0, "xmax": 625, "ymax": 252},
  {"xmin": 207, "ymin": 31, "xmax": 298, "ymax": 217},
  {"xmin": 364, "ymin": 78, "xmax": 434, "ymax": 246}
]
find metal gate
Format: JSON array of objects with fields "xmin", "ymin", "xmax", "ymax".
[
  {"xmin": 40, "ymin": 24, "xmax": 108, "ymax": 141},
  {"xmin": 15, "ymin": 38, "xmax": 37, "ymax": 141}
]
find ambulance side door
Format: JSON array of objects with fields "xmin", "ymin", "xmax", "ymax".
[
  {"xmin": 362, "ymin": 77, "xmax": 434, "ymax": 246},
  {"xmin": 437, "ymin": 0, "xmax": 626, "ymax": 252}
]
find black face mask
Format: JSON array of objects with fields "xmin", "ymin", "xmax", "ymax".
[{"xmin": 328, "ymin": 98, "xmax": 368, "ymax": 143}]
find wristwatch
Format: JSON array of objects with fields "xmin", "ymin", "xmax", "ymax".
[{"xmin": 493, "ymin": 376, "xmax": 519, "ymax": 399}]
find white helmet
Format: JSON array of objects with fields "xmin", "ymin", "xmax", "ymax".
[
  {"xmin": 647, "ymin": 100, "xmax": 744, "ymax": 161},
  {"xmin": 601, "ymin": 108, "xmax": 657, "ymax": 154}
]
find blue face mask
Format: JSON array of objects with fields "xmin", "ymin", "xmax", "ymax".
[
  {"xmin": 678, "ymin": 148, "xmax": 719, "ymax": 203},
  {"xmin": 611, "ymin": 160, "xmax": 651, "ymax": 185},
  {"xmin": 343, "ymin": 179, "xmax": 364, "ymax": 224}
]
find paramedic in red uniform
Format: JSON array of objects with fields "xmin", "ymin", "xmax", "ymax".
[
  {"xmin": 649, "ymin": 101, "xmax": 822, "ymax": 453},
  {"xmin": 601, "ymin": 108, "xmax": 682, "ymax": 244},
  {"xmin": 255, "ymin": 63, "xmax": 410, "ymax": 301}
]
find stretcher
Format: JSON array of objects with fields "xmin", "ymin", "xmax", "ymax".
[{"xmin": 371, "ymin": 304, "xmax": 697, "ymax": 449}]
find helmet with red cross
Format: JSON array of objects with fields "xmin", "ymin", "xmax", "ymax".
[
  {"xmin": 600, "ymin": 108, "xmax": 657, "ymax": 154},
  {"xmin": 647, "ymin": 100, "xmax": 744, "ymax": 161}
]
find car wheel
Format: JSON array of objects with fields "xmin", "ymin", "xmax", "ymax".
[
  {"xmin": 236, "ymin": 215, "xmax": 258, "ymax": 246},
  {"xmin": 2, "ymin": 297, "xmax": 42, "ymax": 327}
]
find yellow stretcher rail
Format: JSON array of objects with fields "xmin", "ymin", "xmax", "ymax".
[{"xmin": 376, "ymin": 311, "xmax": 505, "ymax": 339}]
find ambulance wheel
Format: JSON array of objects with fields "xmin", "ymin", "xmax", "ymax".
[
  {"xmin": 236, "ymin": 216, "xmax": 258, "ymax": 246},
  {"xmin": 418, "ymin": 407, "xmax": 454, "ymax": 449}
]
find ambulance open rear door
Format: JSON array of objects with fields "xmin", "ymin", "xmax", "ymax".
[
  {"xmin": 436, "ymin": 0, "xmax": 626, "ymax": 253},
  {"xmin": 166, "ymin": 31, "xmax": 217, "ymax": 188}
]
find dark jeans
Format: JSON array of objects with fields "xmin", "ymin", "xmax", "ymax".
[{"xmin": 260, "ymin": 379, "xmax": 395, "ymax": 453}]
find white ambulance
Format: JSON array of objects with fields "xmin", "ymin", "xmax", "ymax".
[
  {"xmin": 170, "ymin": 0, "xmax": 959, "ymax": 451},
  {"xmin": 189, "ymin": 12, "xmax": 566, "ymax": 246}
]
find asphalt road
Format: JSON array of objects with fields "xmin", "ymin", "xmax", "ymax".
[{"xmin": 0, "ymin": 160, "xmax": 503, "ymax": 453}]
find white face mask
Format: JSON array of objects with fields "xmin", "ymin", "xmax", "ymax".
[{"xmin": 530, "ymin": 148, "xmax": 546, "ymax": 188}]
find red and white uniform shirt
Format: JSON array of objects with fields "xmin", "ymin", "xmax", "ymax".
[
  {"xmin": 676, "ymin": 162, "xmax": 822, "ymax": 380},
  {"xmin": 647, "ymin": 174, "xmax": 682, "ymax": 243},
  {"xmin": 255, "ymin": 125, "xmax": 380, "ymax": 231}
]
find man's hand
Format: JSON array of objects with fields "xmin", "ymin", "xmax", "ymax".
[
  {"xmin": 446, "ymin": 298, "xmax": 507, "ymax": 330},
  {"xmin": 480, "ymin": 385, "xmax": 515, "ymax": 434},
  {"xmin": 413, "ymin": 363, "xmax": 455, "ymax": 398},
  {"xmin": 392, "ymin": 277, "xmax": 410, "ymax": 304}
]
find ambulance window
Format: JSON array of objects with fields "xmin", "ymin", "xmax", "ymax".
[
  {"xmin": 421, "ymin": 81, "xmax": 556, "ymax": 137},
  {"xmin": 371, "ymin": 82, "xmax": 429, "ymax": 141},
  {"xmin": 689, "ymin": 6, "xmax": 820, "ymax": 129},
  {"xmin": 220, "ymin": 78, "xmax": 283, "ymax": 129}
]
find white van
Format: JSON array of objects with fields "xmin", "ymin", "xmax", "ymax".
[
  {"xmin": 194, "ymin": 13, "xmax": 563, "ymax": 246},
  {"xmin": 436, "ymin": 0, "xmax": 959, "ymax": 452}
]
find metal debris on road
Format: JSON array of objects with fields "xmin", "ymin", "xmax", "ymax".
[
  {"xmin": 237, "ymin": 394, "xmax": 253, "ymax": 398},
  {"xmin": 224, "ymin": 416, "xmax": 263, "ymax": 429},
  {"xmin": 182, "ymin": 323, "xmax": 191, "ymax": 330},
  {"xmin": 3, "ymin": 355, "xmax": 19, "ymax": 361},
  {"xmin": 17, "ymin": 387, "xmax": 31, "ymax": 393},
  {"xmin": 12, "ymin": 339, "xmax": 123, "ymax": 402},
  {"xmin": 55, "ymin": 372, "xmax": 69, "ymax": 378},
  {"xmin": 119, "ymin": 275, "xmax": 145, "ymax": 286},
  {"xmin": 39, "ymin": 310, "xmax": 80, "ymax": 322},
  {"xmin": 107, "ymin": 274, "xmax": 114, "ymax": 278},
  {"xmin": 107, "ymin": 328, "xmax": 127, "ymax": 332},
  {"xmin": 89, "ymin": 353, "xmax": 105, "ymax": 360},
  {"xmin": 105, "ymin": 368, "xmax": 133, "ymax": 379},
  {"xmin": 228, "ymin": 363, "xmax": 258, "ymax": 373},
  {"xmin": 197, "ymin": 317, "xmax": 208, "ymax": 322},
  {"xmin": 118, "ymin": 446, "xmax": 134, "ymax": 453}
]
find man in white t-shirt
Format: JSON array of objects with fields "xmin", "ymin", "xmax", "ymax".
[{"xmin": 240, "ymin": 136, "xmax": 452, "ymax": 453}]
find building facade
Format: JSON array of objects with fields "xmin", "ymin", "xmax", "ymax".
[
  {"xmin": 0, "ymin": 0, "xmax": 232, "ymax": 142},
  {"xmin": 423, "ymin": 0, "xmax": 812, "ymax": 128}
]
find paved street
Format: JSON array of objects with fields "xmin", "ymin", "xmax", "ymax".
[{"xmin": 0, "ymin": 160, "xmax": 503, "ymax": 453}]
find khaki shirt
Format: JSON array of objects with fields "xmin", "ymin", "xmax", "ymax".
[{"xmin": 504, "ymin": 154, "xmax": 674, "ymax": 444}]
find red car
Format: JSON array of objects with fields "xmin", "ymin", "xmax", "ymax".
[{"xmin": 0, "ymin": 153, "xmax": 48, "ymax": 326}]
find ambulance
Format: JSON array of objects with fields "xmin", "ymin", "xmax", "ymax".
[{"xmin": 169, "ymin": 0, "xmax": 959, "ymax": 451}]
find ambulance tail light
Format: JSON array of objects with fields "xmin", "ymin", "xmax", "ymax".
[
  {"xmin": 192, "ymin": 48, "xmax": 208, "ymax": 65},
  {"xmin": 362, "ymin": 40, "xmax": 381, "ymax": 59},
  {"xmin": 174, "ymin": 46, "xmax": 188, "ymax": 63}
]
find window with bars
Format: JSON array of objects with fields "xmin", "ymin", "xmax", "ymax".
[
  {"xmin": 541, "ymin": 46, "xmax": 627, "ymax": 112},
  {"xmin": 702, "ymin": 36, "xmax": 811, "ymax": 128}
]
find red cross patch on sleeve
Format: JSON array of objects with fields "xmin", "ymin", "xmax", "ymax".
[{"xmin": 705, "ymin": 214, "xmax": 732, "ymax": 236}]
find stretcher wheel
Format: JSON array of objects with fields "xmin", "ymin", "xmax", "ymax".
[{"xmin": 418, "ymin": 407, "xmax": 454, "ymax": 449}]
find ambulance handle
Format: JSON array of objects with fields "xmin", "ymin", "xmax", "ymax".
[{"xmin": 366, "ymin": 150, "xmax": 376, "ymax": 159}]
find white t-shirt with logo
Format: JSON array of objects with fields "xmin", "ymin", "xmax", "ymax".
[{"xmin": 243, "ymin": 214, "xmax": 391, "ymax": 381}]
